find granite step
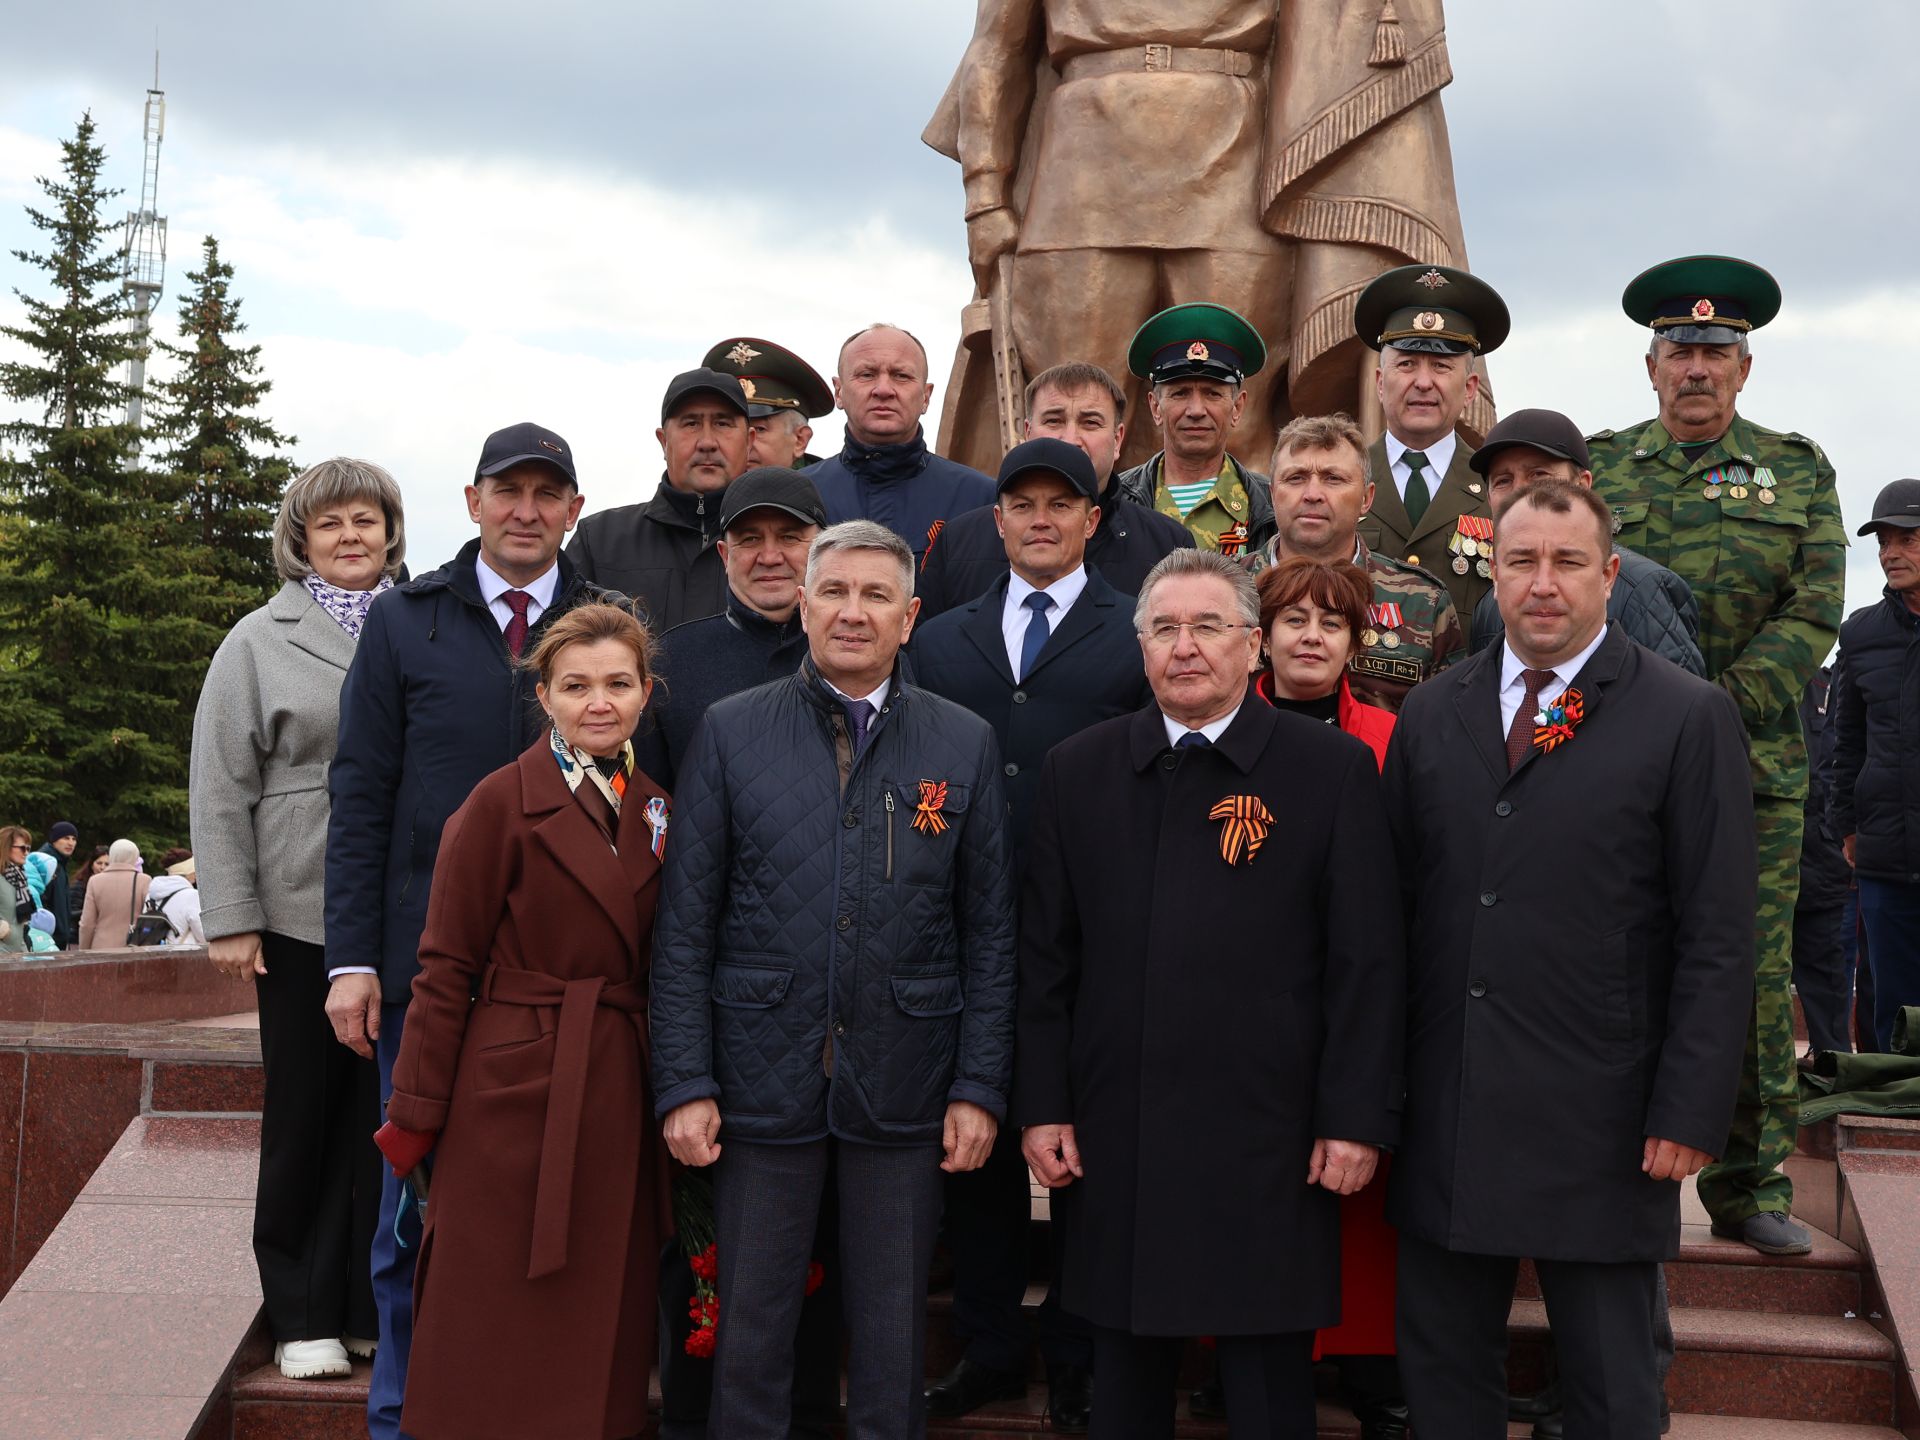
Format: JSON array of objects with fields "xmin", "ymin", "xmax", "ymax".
[
  {"xmin": 1515, "ymin": 1223, "xmax": 1865, "ymax": 1317},
  {"xmin": 1839, "ymin": 1115, "xmax": 1920, "ymax": 1154}
]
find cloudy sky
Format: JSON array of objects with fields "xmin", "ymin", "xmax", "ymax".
[{"xmin": 2, "ymin": 2, "xmax": 1914, "ymax": 616}]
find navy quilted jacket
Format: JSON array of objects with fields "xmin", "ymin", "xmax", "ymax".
[{"xmin": 650, "ymin": 660, "xmax": 1017, "ymax": 1145}]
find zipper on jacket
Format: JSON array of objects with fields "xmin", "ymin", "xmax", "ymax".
[{"xmin": 883, "ymin": 788, "xmax": 895, "ymax": 881}]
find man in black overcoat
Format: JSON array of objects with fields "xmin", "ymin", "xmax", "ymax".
[
  {"xmin": 1381, "ymin": 480, "xmax": 1755, "ymax": 1440},
  {"xmin": 913, "ymin": 436, "xmax": 1152, "ymax": 1430},
  {"xmin": 1017, "ymin": 549, "xmax": 1404, "ymax": 1440}
]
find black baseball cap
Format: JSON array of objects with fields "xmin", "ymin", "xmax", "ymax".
[
  {"xmin": 475, "ymin": 421, "xmax": 577, "ymax": 487},
  {"xmin": 1859, "ymin": 478, "xmax": 1920, "ymax": 536},
  {"xmin": 996, "ymin": 438, "xmax": 1098, "ymax": 501},
  {"xmin": 1469, "ymin": 408, "xmax": 1592, "ymax": 475},
  {"xmin": 661, "ymin": 368, "xmax": 751, "ymax": 425},
  {"xmin": 718, "ymin": 467, "xmax": 828, "ymax": 532}
]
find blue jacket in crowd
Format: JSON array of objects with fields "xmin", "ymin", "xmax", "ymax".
[
  {"xmin": 805, "ymin": 428, "xmax": 995, "ymax": 565},
  {"xmin": 1829, "ymin": 588, "xmax": 1920, "ymax": 884},
  {"xmin": 325, "ymin": 538, "xmax": 612, "ymax": 1003},
  {"xmin": 650, "ymin": 660, "xmax": 1016, "ymax": 1146}
]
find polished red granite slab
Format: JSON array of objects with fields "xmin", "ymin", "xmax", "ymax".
[
  {"xmin": 0, "ymin": 948, "xmax": 251, "ymax": 1025},
  {"xmin": 7, "ymin": 1050, "xmax": 143, "ymax": 1292},
  {"xmin": 151, "ymin": 1059, "xmax": 265, "ymax": 1114}
]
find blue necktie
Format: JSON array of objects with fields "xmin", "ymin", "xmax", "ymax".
[
  {"xmin": 1018, "ymin": 591, "xmax": 1054, "ymax": 681},
  {"xmin": 1176, "ymin": 731, "xmax": 1212, "ymax": 749},
  {"xmin": 844, "ymin": 699, "xmax": 875, "ymax": 753}
]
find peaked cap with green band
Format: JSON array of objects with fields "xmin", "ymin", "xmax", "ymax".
[
  {"xmin": 1128, "ymin": 303, "xmax": 1267, "ymax": 386},
  {"xmin": 701, "ymin": 336, "xmax": 834, "ymax": 419},
  {"xmin": 1354, "ymin": 264, "xmax": 1510, "ymax": 356},
  {"xmin": 1622, "ymin": 255, "xmax": 1782, "ymax": 347}
]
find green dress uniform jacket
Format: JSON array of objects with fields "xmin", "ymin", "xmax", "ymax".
[
  {"xmin": 1587, "ymin": 413, "xmax": 1847, "ymax": 801},
  {"xmin": 1117, "ymin": 452, "xmax": 1274, "ymax": 559},
  {"xmin": 1359, "ymin": 436, "xmax": 1490, "ymax": 636}
]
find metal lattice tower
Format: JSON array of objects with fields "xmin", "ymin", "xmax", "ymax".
[{"xmin": 121, "ymin": 57, "xmax": 168, "ymax": 435}]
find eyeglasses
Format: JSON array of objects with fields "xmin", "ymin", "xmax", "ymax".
[
  {"xmin": 1139, "ymin": 620, "xmax": 1256, "ymax": 647},
  {"xmin": 7, "ymin": 843, "xmax": 27, "ymax": 853}
]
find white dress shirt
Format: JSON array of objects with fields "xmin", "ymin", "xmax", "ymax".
[
  {"xmin": 1498, "ymin": 624, "xmax": 1609, "ymax": 738},
  {"xmin": 824, "ymin": 677, "xmax": 892, "ymax": 714},
  {"xmin": 1384, "ymin": 429, "xmax": 1458, "ymax": 505},
  {"xmin": 1162, "ymin": 703, "xmax": 1242, "ymax": 750},
  {"xmin": 475, "ymin": 554, "xmax": 559, "ymax": 631},
  {"xmin": 1002, "ymin": 566, "xmax": 1089, "ymax": 679}
]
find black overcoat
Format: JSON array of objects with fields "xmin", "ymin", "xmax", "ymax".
[
  {"xmin": 1015, "ymin": 698, "xmax": 1403, "ymax": 1336},
  {"xmin": 1381, "ymin": 627, "xmax": 1756, "ymax": 1263}
]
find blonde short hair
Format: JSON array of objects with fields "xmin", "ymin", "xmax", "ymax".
[{"xmin": 273, "ymin": 458, "xmax": 408, "ymax": 584}]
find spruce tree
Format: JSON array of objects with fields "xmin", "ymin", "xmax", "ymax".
[
  {"xmin": 149, "ymin": 236, "xmax": 296, "ymax": 615},
  {"xmin": 0, "ymin": 114, "xmax": 230, "ymax": 851}
]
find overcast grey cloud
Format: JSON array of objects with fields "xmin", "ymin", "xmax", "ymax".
[{"xmin": 3, "ymin": 2, "xmax": 1916, "ymax": 616}]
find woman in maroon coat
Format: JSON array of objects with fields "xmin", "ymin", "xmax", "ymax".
[{"xmin": 376, "ymin": 602, "xmax": 673, "ymax": 1440}]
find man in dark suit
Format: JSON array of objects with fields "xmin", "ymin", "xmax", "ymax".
[
  {"xmin": 1018, "ymin": 549, "xmax": 1404, "ymax": 1439},
  {"xmin": 1351, "ymin": 265, "xmax": 1510, "ymax": 635},
  {"xmin": 1382, "ymin": 479, "xmax": 1755, "ymax": 1439},
  {"xmin": 912, "ymin": 436, "xmax": 1152, "ymax": 1432}
]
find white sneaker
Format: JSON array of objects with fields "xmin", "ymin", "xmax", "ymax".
[
  {"xmin": 275, "ymin": 1339, "xmax": 352, "ymax": 1379},
  {"xmin": 343, "ymin": 1335, "xmax": 378, "ymax": 1359}
]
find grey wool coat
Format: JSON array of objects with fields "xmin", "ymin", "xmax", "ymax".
[{"xmin": 190, "ymin": 582, "xmax": 363, "ymax": 946}]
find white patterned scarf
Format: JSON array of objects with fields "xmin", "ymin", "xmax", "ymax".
[{"xmin": 304, "ymin": 574, "xmax": 393, "ymax": 639}]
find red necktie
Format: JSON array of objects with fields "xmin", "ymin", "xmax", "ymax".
[
  {"xmin": 1505, "ymin": 668, "xmax": 1555, "ymax": 772},
  {"xmin": 503, "ymin": 590, "xmax": 532, "ymax": 658}
]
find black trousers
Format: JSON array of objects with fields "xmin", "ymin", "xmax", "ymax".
[
  {"xmin": 252, "ymin": 931, "xmax": 380, "ymax": 1342},
  {"xmin": 944, "ymin": 1120, "xmax": 1093, "ymax": 1374},
  {"xmin": 1792, "ymin": 902, "xmax": 1855, "ymax": 1055},
  {"xmin": 1092, "ymin": 1326, "xmax": 1314, "ymax": 1440},
  {"xmin": 1397, "ymin": 1233, "xmax": 1660, "ymax": 1440}
]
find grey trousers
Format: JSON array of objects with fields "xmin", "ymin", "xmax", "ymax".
[{"xmin": 710, "ymin": 1137, "xmax": 944, "ymax": 1440}]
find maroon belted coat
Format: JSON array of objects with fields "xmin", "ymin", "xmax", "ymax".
[{"xmin": 386, "ymin": 735, "xmax": 672, "ymax": 1440}]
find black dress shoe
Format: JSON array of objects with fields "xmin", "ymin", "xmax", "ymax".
[
  {"xmin": 1510, "ymin": 1382, "xmax": 1560, "ymax": 1421},
  {"xmin": 1352, "ymin": 1398, "xmax": 1410, "ymax": 1440},
  {"xmin": 1190, "ymin": 1378, "xmax": 1227, "ymax": 1421},
  {"xmin": 1048, "ymin": 1365, "xmax": 1093, "ymax": 1434},
  {"xmin": 924, "ymin": 1358, "xmax": 1026, "ymax": 1418}
]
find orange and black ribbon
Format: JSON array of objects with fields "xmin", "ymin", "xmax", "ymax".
[
  {"xmin": 1209, "ymin": 794, "xmax": 1274, "ymax": 866},
  {"xmin": 913, "ymin": 780, "xmax": 949, "ymax": 835},
  {"xmin": 1532, "ymin": 686, "xmax": 1585, "ymax": 756}
]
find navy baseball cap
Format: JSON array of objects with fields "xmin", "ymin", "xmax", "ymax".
[{"xmin": 474, "ymin": 422, "xmax": 577, "ymax": 487}]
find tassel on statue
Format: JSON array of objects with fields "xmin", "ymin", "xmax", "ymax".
[{"xmin": 1369, "ymin": 0, "xmax": 1408, "ymax": 68}]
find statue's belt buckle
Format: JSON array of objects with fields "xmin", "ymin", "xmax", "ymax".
[{"xmin": 1143, "ymin": 43, "xmax": 1173, "ymax": 71}]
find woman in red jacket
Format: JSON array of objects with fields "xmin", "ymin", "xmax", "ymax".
[{"xmin": 1253, "ymin": 555, "xmax": 1406, "ymax": 1439}]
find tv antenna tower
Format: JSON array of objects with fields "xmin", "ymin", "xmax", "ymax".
[{"xmin": 121, "ymin": 54, "xmax": 168, "ymax": 436}]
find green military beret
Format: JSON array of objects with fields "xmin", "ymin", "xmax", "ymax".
[
  {"xmin": 702, "ymin": 337, "xmax": 834, "ymax": 419},
  {"xmin": 1354, "ymin": 264, "xmax": 1510, "ymax": 356},
  {"xmin": 1127, "ymin": 303, "xmax": 1267, "ymax": 386},
  {"xmin": 1622, "ymin": 255, "xmax": 1781, "ymax": 346}
]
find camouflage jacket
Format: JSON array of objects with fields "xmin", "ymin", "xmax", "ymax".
[
  {"xmin": 1243, "ymin": 536, "xmax": 1463, "ymax": 715},
  {"xmin": 1117, "ymin": 451, "xmax": 1275, "ymax": 560},
  {"xmin": 1588, "ymin": 412, "xmax": 1847, "ymax": 799}
]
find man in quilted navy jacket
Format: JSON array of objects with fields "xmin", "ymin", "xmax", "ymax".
[{"xmin": 652, "ymin": 519, "xmax": 1016, "ymax": 1440}]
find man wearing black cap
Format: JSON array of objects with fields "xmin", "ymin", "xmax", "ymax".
[
  {"xmin": 1116, "ymin": 303, "xmax": 1275, "ymax": 556},
  {"xmin": 323, "ymin": 421, "xmax": 614, "ymax": 1440},
  {"xmin": 807, "ymin": 323, "xmax": 996, "ymax": 564},
  {"xmin": 704, "ymin": 336, "xmax": 835, "ymax": 471},
  {"xmin": 911, "ymin": 437, "xmax": 1151, "ymax": 1432},
  {"xmin": 1466, "ymin": 409, "xmax": 1703, "ymax": 676},
  {"xmin": 1830, "ymin": 478, "xmax": 1920, "ymax": 1053},
  {"xmin": 636, "ymin": 467, "xmax": 826, "ymax": 791},
  {"xmin": 1589, "ymin": 254, "xmax": 1848, "ymax": 1260},
  {"xmin": 568, "ymin": 368, "xmax": 751, "ymax": 634},
  {"xmin": 37, "ymin": 821, "xmax": 77, "ymax": 949},
  {"xmin": 916, "ymin": 362, "xmax": 1193, "ymax": 621}
]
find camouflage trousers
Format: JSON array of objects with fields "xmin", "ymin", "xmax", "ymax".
[{"xmin": 1695, "ymin": 795, "xmax": 1801, "ymax": 1224}]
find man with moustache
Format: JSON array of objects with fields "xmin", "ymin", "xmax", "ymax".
[
  {"xmin": 1588, "ymin": 256, "xmax": 1847, "ymax": 1259},
  {"xmin": 568, "ymin": 368, "xmax": 752, "ymax": 632},
  {"xmin": 916, "ymin": 362, "xmax": 1193, "ymax": 620},
  {"xmin": 912, "ymin": 438, "xmax": 1152, "ymax": 1431},
  {"xmin": 1243, "ymin": 412, "xmax": 1461, "ymax": 715},
  {"xmin": 1115, "ymin": 303, "xmax": 1274, "ymax": 557},
  {"xmin": 704, "ymin": 336, "xmax": 835, "ymax": 470},
  {"xmin": 1384, "ymin": 480, "xmax": 1754, "ymax": 1440},
  {"xmin": 1352, "ymin": 265, "xmax": 1510, "ymax": 632},
  {"xmin": 806, "ymin": 324, "xmax": 996, "ymax": 563}
]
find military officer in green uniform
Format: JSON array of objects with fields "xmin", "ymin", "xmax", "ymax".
[
  {"xmin": 1353, "ymin": 265, "xmax": 1510, "ymax": 642},
  {"xmin": 1588, "ymin": 255, "xmax": 1847, "ymax": 1257},
  {"xmin": 702, "ymin": 336, "xmax": 834, "ymax": 470},
  {"xmin": 1243, "ymin": 412, "xmax": 1462, "ymax": 715},
  {"xmin": 1114, "ymin": 303, "xmax": 1274, "ymax": 558}
]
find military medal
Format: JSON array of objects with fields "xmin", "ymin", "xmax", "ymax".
[
  {"xmin": 1209, "ymin": 794, "xmax": 1274, "ymax": 866},
  {"xmin": 1460, "ymin": 537, "xmax": 1478, "ymax": 558},
  {"xmin": 1360, "ymin": 628, "xmax": 1379, "ymax": 648},
  {"xmin": 644, "ymin": 796, "xmax": 670, "ymax": 859},
  {"xmin": 1730, "ymin": 484, "xmax": 1749, "ymax": 500},
  {"xmin": 1760, "ymin": 489, "xmax": 1776, "ymax": 505},
  {"xmin": 1366, "ymin": 604, "xmax": 1402, "ymax": 650},
  {"xmin": 1452, "ymin": 555, "xmax": 1470, "ymax": 574},
  {"xmin": 1477, "ymin": 559, "xmax": 1491, "ymax": 578},
  {"xmin": 911, "ymin": 780, "xmax": 950, "ymax": 836},
  {"xmin": 1703, "ymin": 484, "xmax": 1723, "ymax": 500},
  {"xmin": 1381, "ymin": 631, "xmax": 1401, "ymax": 649}
]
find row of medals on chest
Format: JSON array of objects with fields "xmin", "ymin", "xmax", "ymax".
[{"xmin": 1701, "ymin": 464, "xmax": 1777, "ymax": 503}]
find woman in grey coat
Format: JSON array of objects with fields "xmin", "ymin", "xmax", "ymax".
[{"xmin": 190, "ymin": 459, "xmax": 407, "ymax": 1381}]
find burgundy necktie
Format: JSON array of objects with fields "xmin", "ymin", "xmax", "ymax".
[
  {"xmin": 1505, "ymin": 668, "xmax": 1555, "ymax": 772},
  {"xmin": 503, "ymin": 590, "xmax": 532, "ymax": 658}
]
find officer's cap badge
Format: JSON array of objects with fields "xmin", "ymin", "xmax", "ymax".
[
  {"xmin": 1414, "ymin": 311, "xmax": 1444, "ymax": 332},
  {"xmin": 1185, "ymin": 341, "xmax": 1210, "ymax": 362},
  {"xmin": 1415, "ymin": 268, "xmax": 1449, "ymax": 290},
  {"xmin": 725, "ymin": 342, "xmax": 762, "ymax": 367}
]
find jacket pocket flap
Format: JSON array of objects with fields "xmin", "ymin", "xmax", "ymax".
[
  {"xmin": 893, "ymin": 781, "xmax": 971, "ymax": 815},
  {"xmin": 891, "ymin": 972, "xmax": 964, "ymax": 1017},
  {"xmin": 713, "ymin": 960, "xmax": 793, "ymax": 1009},
  {"xmin": 1611, "ymin": 500, "xmax": 1651, "ymax": 528}
]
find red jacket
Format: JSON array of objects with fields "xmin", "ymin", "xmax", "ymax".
[{"xmin": 1254, "ymin": 672, "xmax": 1397, "ymax": 773}]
